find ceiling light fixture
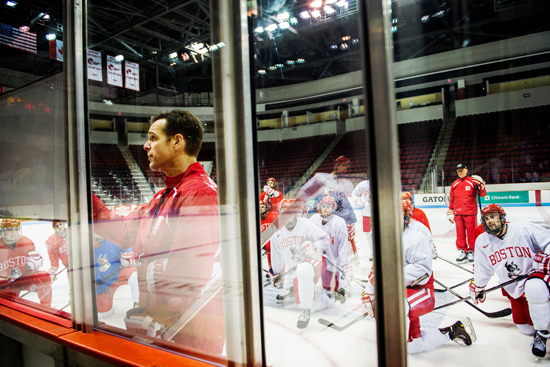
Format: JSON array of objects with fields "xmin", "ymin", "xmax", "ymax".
[
  {"xmin": 279, "ymin": 21, "xmax": 290, "ymax": 29},
  {"xmin": 311, "ymin": 9, "xmax": 321, "ymax": 18},
  {"xmin": 311, "ymin": 0, "xmax": 323, "ymax": 8},
  {"xmin": 300, "ymin": 11, "xmax": 311, "ymax": 19},
  {"xmin": 45, "ymin": 33, "xmax": 56, "ymax": 40},
  {"xmin": 265, "ymin": 23, "xmax": 278, "ymax": 32},
  {"xmin": 5, "ymin": 1, "xmax": 17, "ymax": 7},
  {"xmin": 115, "ymin": 55, "xmax": 124, "ymax": 62},
  {"xmin": 169, "ymin": 52, "xmax": 178, "ymax": 59},
  {"xmin": 277, "ymin": 12, "xmax": 289, "ymax": 20}
]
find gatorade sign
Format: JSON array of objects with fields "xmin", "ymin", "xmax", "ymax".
[{"xmin": 482, "ymin": 191, "xmax": 529, "ymax": 204}]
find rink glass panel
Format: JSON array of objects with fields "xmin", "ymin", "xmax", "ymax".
[
  {"xmin": 252, "ymin": 2, "xmax": 380, "ymax": 365},
  {"xmin": 0, "ymin": 2, "xmax": 71, "ymax": 321}
]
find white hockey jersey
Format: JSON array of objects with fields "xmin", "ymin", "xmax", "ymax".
[
  {"xmin": 402, "ymin": 227, "xmax": 433, "ymax": 287},
  {"xmin": 270, "ymin": 217, "xmax": 331, "ymax": 275},
  {"xmin": 474, "ymin": 222, "xmax": 550, "ymax": 299},
  {"xmin": 408, "ymin": 220, "xmax": 435, "ymax": 258},
  {"xmin": 364, "ymin": 227, "xmax": 432, "ymax": 295},
  {"xmin": 351, "ymin": 180, "xmax": 371, "ymax": 217},
  {"xmin": 309, "ymin": 213, "xmax": 349, "ymax": 272},
  {"xmin": 299, "ymin": 172, "xmax": 355, "ymax": 198}
]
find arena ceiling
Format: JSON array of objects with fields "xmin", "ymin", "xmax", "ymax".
[{"xmin": 1, "ymin": 0, "xmax": 549, "ymax": 99}]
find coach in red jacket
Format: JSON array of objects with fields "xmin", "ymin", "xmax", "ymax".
[
  {"xmin": 447, "ymin": 163, "xmax": 487, "ymax": 263},
  {"xmin": 92, "ymin": 110, "xmax": 224, "ymax": 355}
]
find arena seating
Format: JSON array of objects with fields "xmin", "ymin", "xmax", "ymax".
[
  {"xmin": 312, "ymin": 119, "xmax": 442, "ymax": 191},
  {"xmin": 443, "ymin": 106, "xmax": 550, "ymax": 185},
  {"xmin": 258, "ymin": 135, "xmax": 335, "ymax": 194},
  {"xmin": 90, "ymin": 144, "xmax": 141, "ymax": 204},
  {"xmin": 130, "ymin": 142, "xmax": 217, "ymax": 189}
]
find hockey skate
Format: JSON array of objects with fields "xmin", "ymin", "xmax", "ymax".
[
  {"xmin": 334, "ymin": 288, "xmax": 347, "ymax": 304},
  {"xmin": 456, "ymin": 250, "xmax": 468, "ymax": 264},
  {"xmin": 467, "ymin": 250, "xmax": 474, "ymax": 263},
  {"xmin": 532, "ymin": 330, "xmax": 549, "ymax": 361},
  {"xmin": 276, "ymin": 288, "xmax": 293, "ymax": 304},
  {"xmin": 297, "ymin": 308, "xmax": 311, "ymax": 329},
  {"xmin": 440, "ymin": 317, "xmax": 476, "ymax": 346}
]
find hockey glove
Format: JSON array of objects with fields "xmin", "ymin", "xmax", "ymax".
[
  {"xmin": 146, "ymin": 258, "xmax": 168, "ymax": 293},
  {"xmin": 446, "ymin": 209, "xmax": 455, "ymax": 224},
  {"xmin": 534, "ymin": 253, "xmax": 550, "ymax": 274},
  {"xmin": 264, "ymin": 185, "xmax": 274, "ymax": 196},
  {"xmin": 27, "ymin": 251, "xmax": 44, "ymax": 271},
  {"xmin": 471, "ymin": 175, "xmax": 486, "ymax": 190},
  {"xmin": 268, "ymin": 268, "xmax": 283, "ymax": 288},
  {"xmin": 121, "ymin": 251, "xmax": 138, "ymax": 268},
  {"xmin": 469, "ymin": 281, "xmax": 486, "ymax": 304},
  {"xmin": 48, "ymin": 267, "xmax": 58, "ymax": 281},
  {"xmin": 301, "ymin": 240, "xmax": 322, "ymax": 262}
]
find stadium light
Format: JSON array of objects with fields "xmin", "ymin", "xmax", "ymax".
[
  {"xmin": 265, "ymin": 23, "xmax": 278, "ymax": 32},
  {"xmin": 254, "ymin": 26, "xmax": 264, "ymax": 33},
  {"xmin": 277, "ymin": 12, "xmax": 290, "ymax": 20},
  {"xmin": 311, "ymin": 0, "xmax": 323, "ymax": 8},
  {"xmin": 269, "ymin": 66, "xmax": 277, "ymax": 70},
  {"xmin": 169, "ymin": 52, "xmax": 178, "ymax": 59},
  {"xmin": 5, "ymin": 1, "xmax": 17, "ymax": 7},
  {"xmin": 46, "ymin": 33, "xmax": 56, "ymax": 40},
  {"xmin": 324, "ymin": 5, "xmax": 336, "ymax": 14},
  {"xmin": 279, "ymin": 22, "xmax": 290, "ymax": 29},
  {"xmin": 300, "ymin": 11, "xmax": 311, "ymax": 19},
  {"xmin": 296, "ymin": 58, "xmax": 305, "ymax": 63},
  {"xmin": 115, "ymin": 55, "xmax": 124, "ymax": 62},
  {"xmin": 258, "ymin": 69, "xmax": 266, "ymax": 74},
  {"xmin": 311, "ymin": 9, "xmax": 321, "ymax": 18},
  {"xmin": 336, "ymin": 0, "xmax": 348, "ymax": 8}
]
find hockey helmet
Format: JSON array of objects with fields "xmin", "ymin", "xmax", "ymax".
[
  {"xmin": 481, "ymin": 204, "xmax": 506, "ymax": 235},
  {"xmin": 401, "ymin": 191, "xmax": 414, "ymax": 203},
  {"xmin": 319, "ymin": 196, "xmax": 337, "ymax": 219},
  {"xmin": 1, "ymin": 219, "xmax": 22, "ymax": 246},
  {"xmin": 334, "ymin": 156, "xmax": 351, "ymax": 173},
  {"xmin": 266, "ymin": 178, "xmax": 276, "ymax": 187},
  {"xmin": 402, "ymin": 200, "xmax": 414, "ymax": 229},
  {"xmin": 53, "ymin": 221, "xmax": 67, "ymax": 237}
]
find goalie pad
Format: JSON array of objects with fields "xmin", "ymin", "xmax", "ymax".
[
  {"xmin": 27, "ymin": 251, "xmax": 44, "ymax": 271},
  {"xmin": 124, "ymin": 307, "xmax": 167, "ymax": 338},
  {"xmin": 146, "ymin": 258, "xmax": 168, "ymax": 293}
]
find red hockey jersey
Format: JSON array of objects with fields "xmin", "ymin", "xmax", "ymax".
[
  {"xmin": 45, "ymin": 233, "xmax": 69, "ymax": 270},
  {"xmin": 0, "ymin": 236, "xmax": 35, "ymax": 279}
]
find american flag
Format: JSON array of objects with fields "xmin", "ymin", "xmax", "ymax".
[{"xmin": 0, "ymin": 22, "xmax": 37, "ymax": 54}]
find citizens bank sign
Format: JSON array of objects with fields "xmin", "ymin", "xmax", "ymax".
[{"xmin": 482, "ymin": 191, "xmax": 529, "ymax": 204}]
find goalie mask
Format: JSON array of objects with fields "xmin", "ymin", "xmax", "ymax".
[
  {"xmin": 481, "ymin": 204, "xmax": 506, "ymax": 235},
  {"xmin": 1, "ymin": 219, "xmax": 22, "ymax": 247},
  {"xmin": 259, "ymin": 201, "xmax": 270, "ymax": 220},
  {"xmin": 318, "ymin": 196, "xmax": 337, "ymax": 219},
  {"xmin": 53, "ymin": 221, "xmax": 67, "ymax": 238},
  {"xmin": 402, "ymin": 200, "xmax": 413, "ymax": 229}
]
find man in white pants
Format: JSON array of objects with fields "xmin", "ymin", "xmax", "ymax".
[{"xmin": 269, "ymin": 208, "xmax": 331, "ymax": 329}]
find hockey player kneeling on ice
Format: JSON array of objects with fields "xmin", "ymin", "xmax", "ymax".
[
  {"xmin": 361, "ymin": 201, "xmax": 476, "ymax": 354},
  {"xmin": 0, "ymin": 219, "xmax": 53, "ymax": 307},
  {"xmin": 270, "ymin": 208, "xmax": 331, "ymax": 329},
  {"xmin": 93, "ymin": 235, "xmax": 139, "ymax": 319},
  {"xmin": 470, "ymin": 204, "xmax": 550, "ymax": 360},
  {"xmin": 309, "ymin": 196, "xmax": 350, "ymax": 303}
]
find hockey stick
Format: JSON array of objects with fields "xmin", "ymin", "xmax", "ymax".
[
  {"xmin": 97, "ymin": 265, "xmax": 124, "ymax": 287},
  {"xmin": 434, "ymin": 277, "xmax": 473, "ymax": 292},
  {"xmin": 434, "ymin": 272, "xmax": 533, "ymax": 311},
  {"xmin": 409, "ymin": 273, "xmax": 429, "ymax": 287},
  {"xmin": 433, "ymin": 278, "xmax": 511, "ymax": 318},
  {"xmin": 436, "ymin": 255, "xmax": 474, "ymax": 274},
  {"xmin": 0, "ymin": 268, "xmax": 31, "ymax": 291},
  {"xmin": 162, "ymin": 275, "xmax": 223, "ymax": 342},
  {"xmin": 263, "ymin": 266, "xmax": 297, "ymax": 288},
  {"xmin": 322, "ymin": 255, "xmax": 366, "ymax": 288},
  {"xmin": 318, "ymin": 311, "xmax": 371, "ymax": 332}
]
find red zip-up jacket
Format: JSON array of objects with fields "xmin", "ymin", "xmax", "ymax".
[
  {"xmin": 449, "ymin": 176, "xmax": 487, "ymax": 216},
  {"xmin": 92, "ymin": 162, "xmax": 224, "ymax": 353}
]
